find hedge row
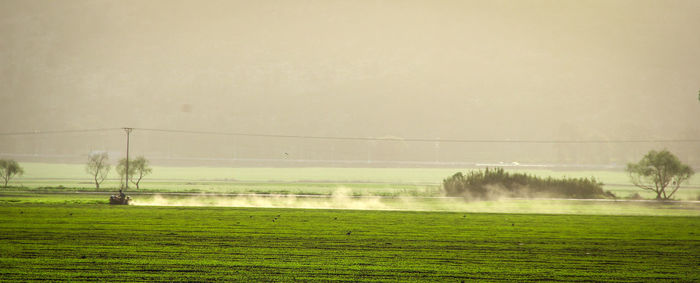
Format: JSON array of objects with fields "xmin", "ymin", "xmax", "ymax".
[{"xmin": 443, "ymin": 168, "xmax": 611, "ymax": 200}]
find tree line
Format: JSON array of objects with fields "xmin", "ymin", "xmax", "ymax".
[
  {"xmin": 86, "ymin": 152, "xmax": 152, "ymax": 190},
  {"xmin": 442, "ymin": 149, "xmax": 694, "ymax": 201},
  {"xmin": 443, "ymin": 167, "xmax": 609, "ymax": 200},
  {"xmin": 2, "ymin": 148, "xmax": 695, "ymax": 199},
  {"xmin": 0, "ymin": 153, "xmax": 152, "ymax": 190}
]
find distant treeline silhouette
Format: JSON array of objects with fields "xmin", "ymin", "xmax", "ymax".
[{"xmin": 443, "ymin": 168, "xmax": 611, "ymax": 200}]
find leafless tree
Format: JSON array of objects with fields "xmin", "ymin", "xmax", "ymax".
[
  {"xmin": 0, "ymin": 159, "xmax": 24, "ymax": 188},
  {"xmin": 86, "ymin": 151, "xmax": 111, "ymax": 189}
]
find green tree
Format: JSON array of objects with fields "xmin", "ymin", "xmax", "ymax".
[
  {"xmin": 129, "ymin": 157, "xmax": 152, "ymax": 189},
  {"xmin": 116, "ymin": 158, "xmax": 135, "ymax": 189},
  {"xmin": 626, "ymin": 149, "xmax": 694, "ymax": 200},
  {"xmin": 86, "ymin": 151, "xmax": 111, "ymax": 189},
  {"xmin": 117, "ymin": 156, "xmax": 152, "ymax": 190},
  {"xmin": 0, "ymin": 159, "xmax": 24, "ymax": 188}
]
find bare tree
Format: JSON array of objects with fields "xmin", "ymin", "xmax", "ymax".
[
  {"xmin": 86, "ymin": 151, "xmax": 111, "ymax": 189},
  {"xmin": 0, "ymin": 159, "xmax": 24, "ymax": 188}
]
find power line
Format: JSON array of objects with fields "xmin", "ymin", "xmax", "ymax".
[
  {"xmin": 132, "ymin": 127, "xmax": 700, "ymax": 144},
  {"xmin": 0, "ymin": 128, "xmax": 121, "ymax": 136},
  {"xmin": 1, "ymin": 127, "xmax": 699, "ymax": 144}
]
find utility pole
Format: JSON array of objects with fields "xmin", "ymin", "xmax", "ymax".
[
  {"xmin": 434, "ymin": 138, "xmax": 440, "ymax": 164},
  {"xmin": 123, "ymin": 127, "xmax": 132, "ymax": 191}
]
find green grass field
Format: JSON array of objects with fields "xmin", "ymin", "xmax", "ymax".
[
  {"xmin": 3, "ymin": 163, "xmax": 699, "ymax": 280},
  {"xmin": 1, "ymin": 200, "xmax": 698, "ymax": 281}
]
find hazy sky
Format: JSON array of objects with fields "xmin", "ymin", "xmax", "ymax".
[{"xmin": 2, "ymin": 0, "xmax": 699, "ymax": 143}]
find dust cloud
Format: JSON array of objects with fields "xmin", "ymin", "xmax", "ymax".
[
  {"xmin": 130, "ymin": 187, "xmax": 700, "ymax": 216},
  {"xmin": 132, "ymin": 187, "xmax": 390, "ymax": 211}
]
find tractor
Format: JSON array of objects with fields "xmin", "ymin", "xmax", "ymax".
[{"xmin": 109, "ymin": 189, "xmax": 131, "ymax": 205}]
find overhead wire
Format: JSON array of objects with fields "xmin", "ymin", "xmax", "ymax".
[
  {"xmin": 0, "ymin": 127, "xmax": 698, "ymax": 144},
  {"xmin": 132, "ymin": 127, "xmax": 700, "ymax": 144},
  {"xmin": 0, "ymin": 128, "xmax": 123, "ymax": 136}
]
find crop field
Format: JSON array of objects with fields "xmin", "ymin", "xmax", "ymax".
[
  {"xmin": 3, "ymin": 163, "xmax": 699, "ymax": 281},
  {"xmin": 1, "ymin": 200, "xmax": 699, "ymax": 281}
]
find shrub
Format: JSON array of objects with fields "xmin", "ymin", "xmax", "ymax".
[
  {"xmin": 626, "ymin": 193, "xmax": 644, "ymax": 200},
  {"xmin": 443, "ymin": 168, "xmax": 606, "ymax": 200}
]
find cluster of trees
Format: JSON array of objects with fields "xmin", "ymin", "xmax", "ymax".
[
  {"xmin": 442, "ymin": 149, "xmax": 694, "ymax": 201},
  {"xmin": 0, "ymin": 153, "xmax": 153, "ymax": 190},
  {"xmin": 443, "ymin": 167, "xmax": 609, "ymax": 200},
  {"xmin": 86, "ymin": 152, "xmax": 152, "ymax": 190}
]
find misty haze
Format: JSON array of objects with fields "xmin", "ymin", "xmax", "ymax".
[
  {"xmin": 1, "ymin": 0, "xmax": 699, "ymax": 281},
  {"xmin": 1, "ymin": 0, "xmax": 699, "ymax": 167}
]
